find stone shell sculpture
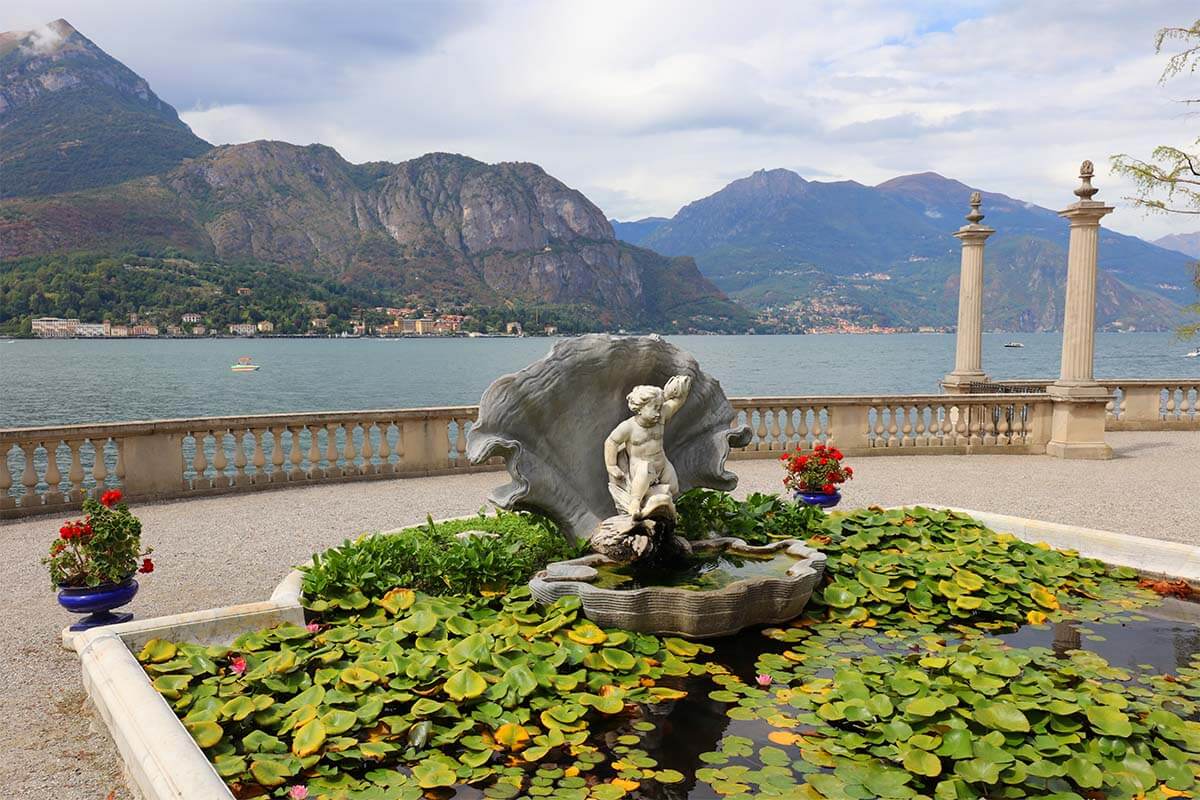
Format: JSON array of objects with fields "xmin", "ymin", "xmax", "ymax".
[{"xmin": 467, "ymin": 335, "xmax": 752, "ymax": 544}]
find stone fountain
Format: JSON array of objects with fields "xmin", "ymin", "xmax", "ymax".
[{"xmin": 467, "ymin": 334, "xmax": 826, "ymax": 638}]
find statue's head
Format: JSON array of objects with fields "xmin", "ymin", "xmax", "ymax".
[{"xmin": 627, "ymin": 385, "xmax": 664, "ymax": 426}]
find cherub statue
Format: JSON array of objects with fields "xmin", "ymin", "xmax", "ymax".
[{"xmin": 604, "ymin": 375, "xmax": 692, "ymax": 519}]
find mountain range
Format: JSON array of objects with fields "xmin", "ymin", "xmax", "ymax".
[
  {"xmin": 613, "ymin": 169, "xmax": 1196, "ymax": 332},
  {"xmin": 1154, "ymin": 231, "xmax": 1200, "ymax": 259},
  {"xmin": 1, "ymin": 19, "xmax": 1195, "ymax": 334},
  {"xmin": 0, "ymin": 20, "xmax": 745, "ymax": 332}
]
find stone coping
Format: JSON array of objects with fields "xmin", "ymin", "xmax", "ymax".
[{"xmin": 68, "ymin": 509, "xmax": 1200, "ymax": 800}]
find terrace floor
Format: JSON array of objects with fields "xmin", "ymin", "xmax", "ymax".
[{"xmin": 5, "ymin": 430, "xmax": 1199, "ymax": 799}]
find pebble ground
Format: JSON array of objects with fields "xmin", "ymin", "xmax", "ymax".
[{"xmin": 3, "ymin": 430, "xmax": 1196, "ymax": 798}]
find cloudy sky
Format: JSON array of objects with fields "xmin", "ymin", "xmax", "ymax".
[{"xmin": 6, "ymin": 1, "xmax": 1198, "ymax": 239}]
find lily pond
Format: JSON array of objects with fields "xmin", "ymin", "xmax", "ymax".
[
  {"xmin": 136, "ymin": 504, "xmax": 1200, "ymax": 800},
  {"xmin": 591, "ymin": 549, "xmax": 802, "ymax": 591}
]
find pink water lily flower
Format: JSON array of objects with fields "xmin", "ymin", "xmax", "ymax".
[
  {"xmin": 288, "ymin": 787, "xmax": 309, "ymax": 800},
  {"xmin": 229, "ymin": 655, "xmax": 247, "ymax": 675},
  {"xmin": 756, "ymin": 674, "xmax": 773, "ymax": 687},
  {"xmin": 307, "ymin": 622, "xmax": 320, "ymax": 633}
]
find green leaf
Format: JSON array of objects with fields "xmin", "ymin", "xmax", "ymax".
[
  {"xmin": 600, "ymin": 648, "xmax": 637, "ymax": 671},
  {"xmin": 184, "ymin": 720, "xmax": 223, "ymax": 748},
  {"xmin": 219, "ymin": 696, "xmax": 256, "ymax": 721},
  {"xmin": 955, "ymin": 758, "xmax": 1001, "ymax": 785},
  {"xmin": 903, "ymin": 749, "xmax": 942, "ymax": 777},
  {"xmin": 138, "ymin": 639, "xmax": 178, "ymax": 663},
  {"xmin": 445, "ymin": 667, "xmax": 488, "ymax": 701},
  {"xmin": 320, "ymin": 708, "xmax": 359, "ymax": 735},
  {"xmin": 249, "ymin": 758, "xmax": 294, "ymax": 787},
  {"xmin": 1065, "ymin": 755, "xmax": 1103, "ymax": 788},
  {"xmin": 292, "ymin": 719, "xmax": 326, "ymax": 757},
  {"xmin": 973, "ymin": 702, "xmax": 1030, "ymax": 732},
  {"xmin": 1085, "ymin": 705, "xmax": 1133, "ymax": 737}
]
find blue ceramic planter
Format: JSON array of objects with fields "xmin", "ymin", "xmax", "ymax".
[
  {"xmin": 795, "ymin": 490, "xmax": 841, "ymax": 509},
  {"xmin": 57, "ymin": 577, "xmax": 138, "ymax": 631}
]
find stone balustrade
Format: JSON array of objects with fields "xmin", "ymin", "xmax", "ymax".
[
  {"xmin": 2, "ymin": 384, "xmax": 1193, "ymax": 518},
  {"xmin": 994, "ymin": 379, "xmax": 1200, "ymax": 430}
]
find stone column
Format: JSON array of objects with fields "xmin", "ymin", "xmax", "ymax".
[
  {"xmin": 1046, "ymin": 161, "xmax": 1114, "ymax": 459},
  {"xmin": 944, "ymin": 192, "xmax": 995, "ymax": 393}
]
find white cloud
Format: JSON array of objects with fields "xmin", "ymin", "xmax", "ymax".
[{"xmin": 3, "ymin": 0, "xmax": 1198, "ymax": 239}]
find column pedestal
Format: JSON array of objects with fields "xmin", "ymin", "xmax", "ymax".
[{"xmin": 1046, "ymin": 386, "xmax": 1112, "ymax": 460}]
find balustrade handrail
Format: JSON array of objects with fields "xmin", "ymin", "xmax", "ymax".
[{"xmin": 0, "ymin": 405, "xmax": 482, "ymax": 442}]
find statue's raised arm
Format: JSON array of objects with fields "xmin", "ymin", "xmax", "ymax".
[{"xmin": 661, "ymin": 375, "xmax": 692, "ymax": 423}]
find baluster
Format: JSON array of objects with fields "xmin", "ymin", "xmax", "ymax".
[
  {"xmin": 1188, "ymin": 385, "xmax": 1199, "ymax": 421},
  {"xmin": 251, "ymin": 428, "xmax": 267, "ymax": 484},
  {"xmin": 980, "ymin": 405, "xmax": 996, "ymax": 445},
  {"xmin": 1166, "ymin": 387, "xmax": 1179, "ymax": 421},
  {"xmin": 912, "ymin": 406, "xmax": 928, "ymax": 447},
  {"xmin": 996, "ymin": 405, "xmax": 1011, "ymax": 446},
  {"xmin": 305, "ymin": 425, "xmax": 320, "ymax": 478},
  {"xmin": 782, "ymin": 408, "xmax": 796, "ymax": 450},
  {"xmin": 357, "ymin": 423, "xmax": 373, "ymax": 475},
  {"xmin": 43, "ymin": 439, "xmax": 63, "ymax": 506},
  {"xmin": 287, "ymin": 426, "xmax": 303, "ymax": 480},
  {"xmin": 192, "ymin": 432, "xmax": 209, "ymax": 490},
  {"xmin": 940, "ymin": 405, "xmax": 956, "ymax": 447},
  {"xmin": 114, "ymin": 439, "xmax": 126, "ymax": 491},
  {"xmin": 901, "ymin": 406, "xmax": 915, "ymax": 447},
  {"xmin": 954, "ymin": 406, "xmax": 969, "ymax": 446},
  {"xmin": 377, "ymin": 422, "xmax": 393, "ymax": 474},
  {"xmin": 92, "ymin": 437, "xmax": 109, "ymax": 495},
  {"xmin": 812, "ymin": 406, "xmax": 826, "ymax": 446},
  {"xmin": 342, "ymin": 424, "xmax": 358, "ymax": 477},
  {"xmin": 20, "ymin": 442, "xmax": 40, "ymax": 509},
  {"xmin": 886, "ymin": 407, "xmax": 900, "ymax": 447},
  {"xmin": 767, "ymin": 408, "xmax": 781, "ymax": 451},
  {"xmin": 67, "ymin": 439, "xmax": 85, "ymax": 503},
  {"xmin": 0, "ymin": 446, "xmax": 13, "ymax": 510},
  {"xmin": 212, "ymin": 430, "xmax": 229, "ymax": 488},
  {"xmin": 267, "ymin": 426, "xmax": 284, "ymax": 482},
  {"xmin": 233, "ymin": 429, "xmax": 248, "ymax": 486},
  {"xmin": 754, "ymin": 408, "xmax": 768, "ymax": 451},
  {"xmin": 325, "ymin": 424, "xmax": 339, "ymax": 478}
]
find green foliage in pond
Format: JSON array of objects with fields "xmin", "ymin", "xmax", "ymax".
[
  {"xmin": 300, "ymin": 511, "xmax": 578, "ymax": 606},
  {"xmin": 675, "ymin": 489, "xmax": 826, "ymax": 543},
  {"xmin": 137, "ymin": 587, "xmax": 714, "ymax": 798},
  {"xmin": 802, "ymin": 506, "xmax": 1142, "ymax": 632}
]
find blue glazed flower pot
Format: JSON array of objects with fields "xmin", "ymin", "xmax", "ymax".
[
  {"xmin": 57, "ymin": 577, "xmax": 138, "ymax": 631},
  {"xmin": 795, "ymin": 490, "xmax": 841, "ymax": 509}
]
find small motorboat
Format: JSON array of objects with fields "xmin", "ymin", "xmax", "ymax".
[
  {"xmin": 231, "ymin": 356, "xmax": 260, "ymax": 372},
  {"xmin": 1003, "ymin": 341, "xmax": 1024, "ymax": 348},
  {"xmin": 1186, "ymin": 349, "xmax": 1200, "ymax": 358}
]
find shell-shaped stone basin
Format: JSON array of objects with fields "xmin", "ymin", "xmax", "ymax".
[{"xmin": 529, "ymin": 538, "xmax": 827, "ymax": 639}]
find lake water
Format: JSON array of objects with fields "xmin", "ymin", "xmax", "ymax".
[{"xmin": 1, "ymin": 333, "xmax": 1196, "ymax": 428}]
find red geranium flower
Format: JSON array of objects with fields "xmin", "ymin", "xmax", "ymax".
[
  {"xmin": 831, "ymin": 449, "xmax": 844, "ymax": 460},
  {"xmin": 100, "ymin": 489, "xmax": 123, "ymax": 508},
  {"xmin": 845, "ymin": 466, "xmax": 854, "ymax": 476},
  {"xmin": 138, "ymin": 557, "xmax": 155, "ymax": 574},
  {"xmin": 797, "ymin": 456, "xmax": 808, "ymax": 467},
  {"xmin": 822, "ymin": 483, "xmax": 836, "ymax": 494}
]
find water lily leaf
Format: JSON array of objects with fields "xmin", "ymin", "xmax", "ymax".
[
  {"xmin": 654, "ymin": 769, "xmax": 685, "ymax": 784},
  {"xmin": 378, "ymin": 588, "xmax": 416, "ymax": 615},
  {"xmin": 445, "ymin": 667, "xmax": 488, "ymax": 701},
  {"xmin": 821, "ymin": 585, "xmax": 857, "ymax": 609},
  {"xmin": 494, "ymin": 723, "xmax": 531, "ymax": 750},
  {"xmin": 904, "ymin": 696, "xmax": 947, "ymax": 717},
  {"xmin": 411, "ymin": 758, "xmax": 456, "ymax": 788},
  {"xmin": 184, "ymin": 719, "xmax": 223, "ymax": 748},
  {"xmin": 212, "ymin": 753, "xmax": 246, "ymax": 778},
  {"xmin": 1030, "ymin": 584, "xmax": 1060, "ymax": 610},
  {"xmin": 411, "ymin": 698, "xmax": 445, "ymax": 717},
  {"xmin": 220, "ymin": 696, "xmax": 256, "ymax": 721},
  {"xmin": 504, "ymin": 664, "xmax": 538, "ymax": 698},
  {"xmin": 566, "ymin": 622, "xmax": 606, "ymax": 645},
  {"xmin": 320, "ymin": 708, "xmax": 358, "ymax": 735},
  {"xmin": 903, "ymin": 749, "xmax": 942, "ymax": 777},
  {"xmin": 955, "ymin": 758, "xmax": 1001, "ymax": 785},
  {"xmin": 664, "ymin": 638, "xmax": 700, "ymax": 657},
  {"xmin": 339, "ymin": 666, "xmax": 381, "ymax": 689},
  {"xmin": 249, "ymin": 758, "xmax": 293, "ymax": 787},
  {"xmin": 1066, "ymin": 755, "xmax": 1103, "ymax": 788},
  {"xmin": 152, "ymin": 674, "xmax": 192, "ymax": 698},
  {"xmin": 1026, "ymin": 610, "xmax": 1048, "ymax": 625},
  {"xmin": 400, "ymin": 608, "xmax": 438, "ymax": 636},
  {"xmin": 139, "ymin": 639, "xmax": 178, "ymax": 663},
  {"xmin": 242, "ymin": 730, "xmax": 286, "ymax": 753},
  {"xmin": 935, "ymin": 729, "xmax": 974, "ymax": 759},
  {"xmin": 292, "ymin": 718, "xmax": 326, "ymax": 757},
  {"xmin": 600, "ymin": 649, "xmax": 637, "ymax": 671},
  {"xmin": 973, "ymin": 702, "xmax": 1030, "ymax": 732},
  {"xmin": 1086, "ymin": 705, "xmax": 1133, "ymax": 737}
]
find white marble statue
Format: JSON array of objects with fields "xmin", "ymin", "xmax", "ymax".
[{"xmin": 604, "ymin": 375, "xmax": 692, "ymax": 519}]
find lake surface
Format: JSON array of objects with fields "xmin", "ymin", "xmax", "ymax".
[{"xmin": 1, "ymin": 332, "xmax": 1196, "ymax": 428}]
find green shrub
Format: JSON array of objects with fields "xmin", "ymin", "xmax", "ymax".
[
  {"xmin": 300, "ymin": 510, "xmax": 578, "ymax": 606},
  {"xmin": 675, "ymin": 488, "xmax": 825, "ymax": 544}
]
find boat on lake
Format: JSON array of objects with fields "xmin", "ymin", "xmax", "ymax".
[
  {"xmin": 1003, "ymin": 341, "xmax": 1024, "ymax": 348},
  {"xmin": 1187, "ymin": 349, "xmax": 1200, "ymax": 358},
  {"xmin": 231, "ymin": 356, "xmax": 260, "ymax": 372}
]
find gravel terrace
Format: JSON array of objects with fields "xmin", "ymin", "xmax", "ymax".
[{"xmin": 3, "ymin": 430, "xmax": 1198, "ymax": 798}]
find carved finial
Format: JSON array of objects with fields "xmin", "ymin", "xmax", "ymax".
[
  {"xmin": 1074, "ymin": 160, "xmax": 1098, "ymax": 200},
  {"xmin": 965, "ymin": 191, "xmax": 984, "ymax": 224}
]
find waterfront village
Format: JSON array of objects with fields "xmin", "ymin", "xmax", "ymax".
[{"xmin": 28, "ymin": 306, "xmax": 548, "ymax": 339}]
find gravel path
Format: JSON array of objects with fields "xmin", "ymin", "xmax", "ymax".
[{"xmin": 3, "ymin": 430, "xmax": 1197, "ymax": 798}]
